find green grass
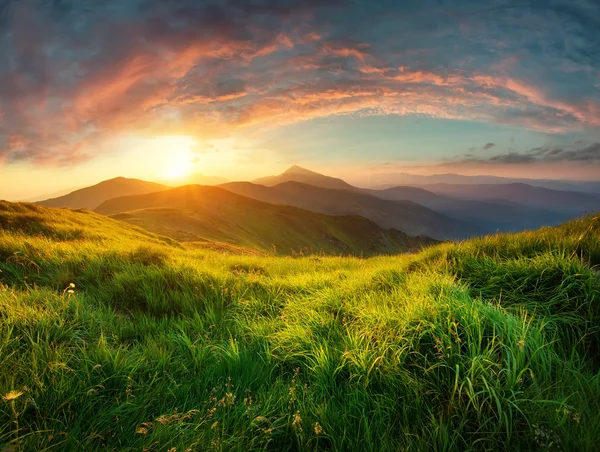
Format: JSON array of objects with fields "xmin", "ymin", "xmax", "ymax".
[{"xmin": 0, "ymin": 201, "xmax": 599, "ymax": 451}]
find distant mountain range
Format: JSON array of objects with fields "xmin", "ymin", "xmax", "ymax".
[
  {"xmin": 231, "ymin": 167, "xmax": 587, "ymax": 234},
  {"xmin": 353, "ymin": 172, "xmax": 600, "ymax": 194},
  {"xmin": 420, "ymin": 183, "xmax": 600, "ymax": 214},
  {"xmin": 365, "ymin": 186, "xmax": 570, "ymax": 232},
  {"xmin": 95, "ymin": 185, "xmax": 436, "ymax": 255},
  {"xmin": 220, "ymin": 181, "xmax": 481, "ymax": 239},
  {"xmin": 34, "ymin": 166, "xmax": 600, "ymax": 254}
]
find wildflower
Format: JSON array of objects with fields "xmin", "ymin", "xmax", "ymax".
[
  {"xmin": 314, "ymin": 422, "xmax": 325, "ymax": 435},
  {"xmin": 292, "ymin": 411, "xmax": 303, "ymax": 432},
  {"xmin": 136, "ymin": 427, "xmax": 148, "ymax": 435},
  {"xmin": 2, "ymin": 390, "xmax": 24, "ymax": 402}
]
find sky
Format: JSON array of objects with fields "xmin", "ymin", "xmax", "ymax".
[{"xmin": 1, "ymin": 0, "xmax": 600, "ymax": 200}]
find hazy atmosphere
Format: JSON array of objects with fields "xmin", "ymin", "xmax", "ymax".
[{"xmin": 1, "ymin": 0, "xmax": 600, "ymax": 200}]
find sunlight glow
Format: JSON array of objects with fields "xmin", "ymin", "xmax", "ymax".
[
  {"xmin": 163, "ymin": 156, "xmax": 192, "ymax": 180},
  {"xmin": 157, "ymin": 136, "xmax": 195, "ymax": 180}
]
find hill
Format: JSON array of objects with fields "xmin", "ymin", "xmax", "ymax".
[
  {"xmin": 253, "ymin": 165, "xmax": 357, "ymax": 190},
  {"xmin": 0, "ymin": 201, "xmax": 599, "ymax": 450},
  {"xmin": 95, "ymin": 185, "xmax": 436, "ymax": 255},
  {"xmin": 220, "ymin": 181, "xmax": 484, "ymax": 240},
  {"xmin": 422, "ymin": 182, "xmax": 600, "ymax": 213},
  {"xmin": 36, "ymin": 177, "xmax": 169, "ymax": 210}
]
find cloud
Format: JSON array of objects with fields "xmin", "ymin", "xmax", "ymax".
[
  {"xmin": 1, "ymin": 0, "xmax": 600, "ymax": 165},
  {"xmin": 488, "ymin": 152, "xmax": 537, "ymax": 164},
  {"xmin": 527, "ymin": 142, "xmax": 600, "ymax": 162},
  {"xmin": 454, "ymin": 142, "xmax": 600, "ymax": 165}
]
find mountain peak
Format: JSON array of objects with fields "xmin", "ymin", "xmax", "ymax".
[
  {"xmin": 283, "ymin": 165, "xmax": 318, "ymax": 175},
  {"xmin": 253, "ymin": 165, "xmax": 356, "ymax": 191}
]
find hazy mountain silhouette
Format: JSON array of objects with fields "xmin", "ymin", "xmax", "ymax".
[
  {"xmin": 356, "ymin": 172, "xmax": 600, "ymax": 193},
  {"xmin": 220, "ymin": 181, "xmax": 482, "ymax": 240},
  {"xmin": 253, "ymin": 165, "xmax": 356, "ymax": 191},
  {"xmin": 421, "ymin": 183, "xmax": 600, "ymax": 214},
  {"xmin": 368, "ymin": 186, "xmax": 569, "ymax": 232},
  {"xmin": 37, "ymin": 177, "xmax": 169, "ymax": 210},
  {"xmin": 95, "ymin": 185, "xmax": 436, "ymax": 255},
  {"xmin": 244, "ymin": 166, "xmax": 588, "ymax": 232}
]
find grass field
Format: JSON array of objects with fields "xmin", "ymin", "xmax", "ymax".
[{"xmin": 1, "ymin": 201, "xmax": 599, "ymax": 451}]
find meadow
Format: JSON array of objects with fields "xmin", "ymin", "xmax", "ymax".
[{"xmin": 0, "ymin": 201, "xmax": 599, "ymax": 451}]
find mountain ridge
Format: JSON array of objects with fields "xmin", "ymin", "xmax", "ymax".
[
  {"xmin": 220, "ymin": 180, "xmax": 483, "ymax": 240},
  {"xmin": 95, "ymin": 185, "xmax": 437, "ymax": 255}
]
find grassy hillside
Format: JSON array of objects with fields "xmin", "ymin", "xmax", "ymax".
[
  {"xmin": 1, "ymin": 201, "xmax": 599, "ymax": 451},
  {"xmin": 37, "ymin": 177, "xmax": 169, "ymax": 210},
  {"xmin": 220, "ymin": 181, "xmax": 482, "ymax": 240},
  {"xmin": 97, "ymin": 185, "xmax": 435, "ymax": 255}
]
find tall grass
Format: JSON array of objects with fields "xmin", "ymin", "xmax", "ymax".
[{"xmin": 0, "ymin": 202, "xmax": 599, "ymax": 451}]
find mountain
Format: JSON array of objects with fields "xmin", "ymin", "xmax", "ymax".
[
  {"xmin": 95, "ymin": 185, "xmax": 437, "ymax": 255},
  {"xmin": 37, "ymin": 177, "xmax": 169, "ymax": 210},
  {"xmin": 253, "ymin": 165, "xmax": 357, "ymax": 191},
  {"xmin": 219, "ymin": 181, "xmax": 483, "ymax": 240},
  {"xmin": 367, "ymin": 186, "xmax": 570, "ymax": 232},
  {"xmin": 235, "ymin": 167, "xmax": 580, "ymax": 234},
  {"xmin": 353, "ymin": 172, "xmax": 600, "ymax": 193},
  {"xmin": 421, "ymin": 183, "xmax": 600, "ymax": 214}
]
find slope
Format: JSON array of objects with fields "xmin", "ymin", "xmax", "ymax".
[
  {"xmin": 220, "ymin": 181, "xmax": 483, "ymax": 239},
  {"xmin": 95, "ymin": 185, "xmax": 436, "ymax": 255},
  {"xmin": 36, "ymin": 177, "xmax": 169, "ymax": 210}
]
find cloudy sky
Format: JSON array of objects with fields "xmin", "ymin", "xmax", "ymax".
[{"xmin": 1, "ymin": 0, "xmax": 599, "ymax": 199}]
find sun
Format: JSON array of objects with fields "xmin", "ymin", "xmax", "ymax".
[
  {"xmin": 164, "ymin": 157, "xmax": 191, "ymax": 180},
  {"xmin": 157, "ymin": 136, "xmax": 196, "ymax": 180}
]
